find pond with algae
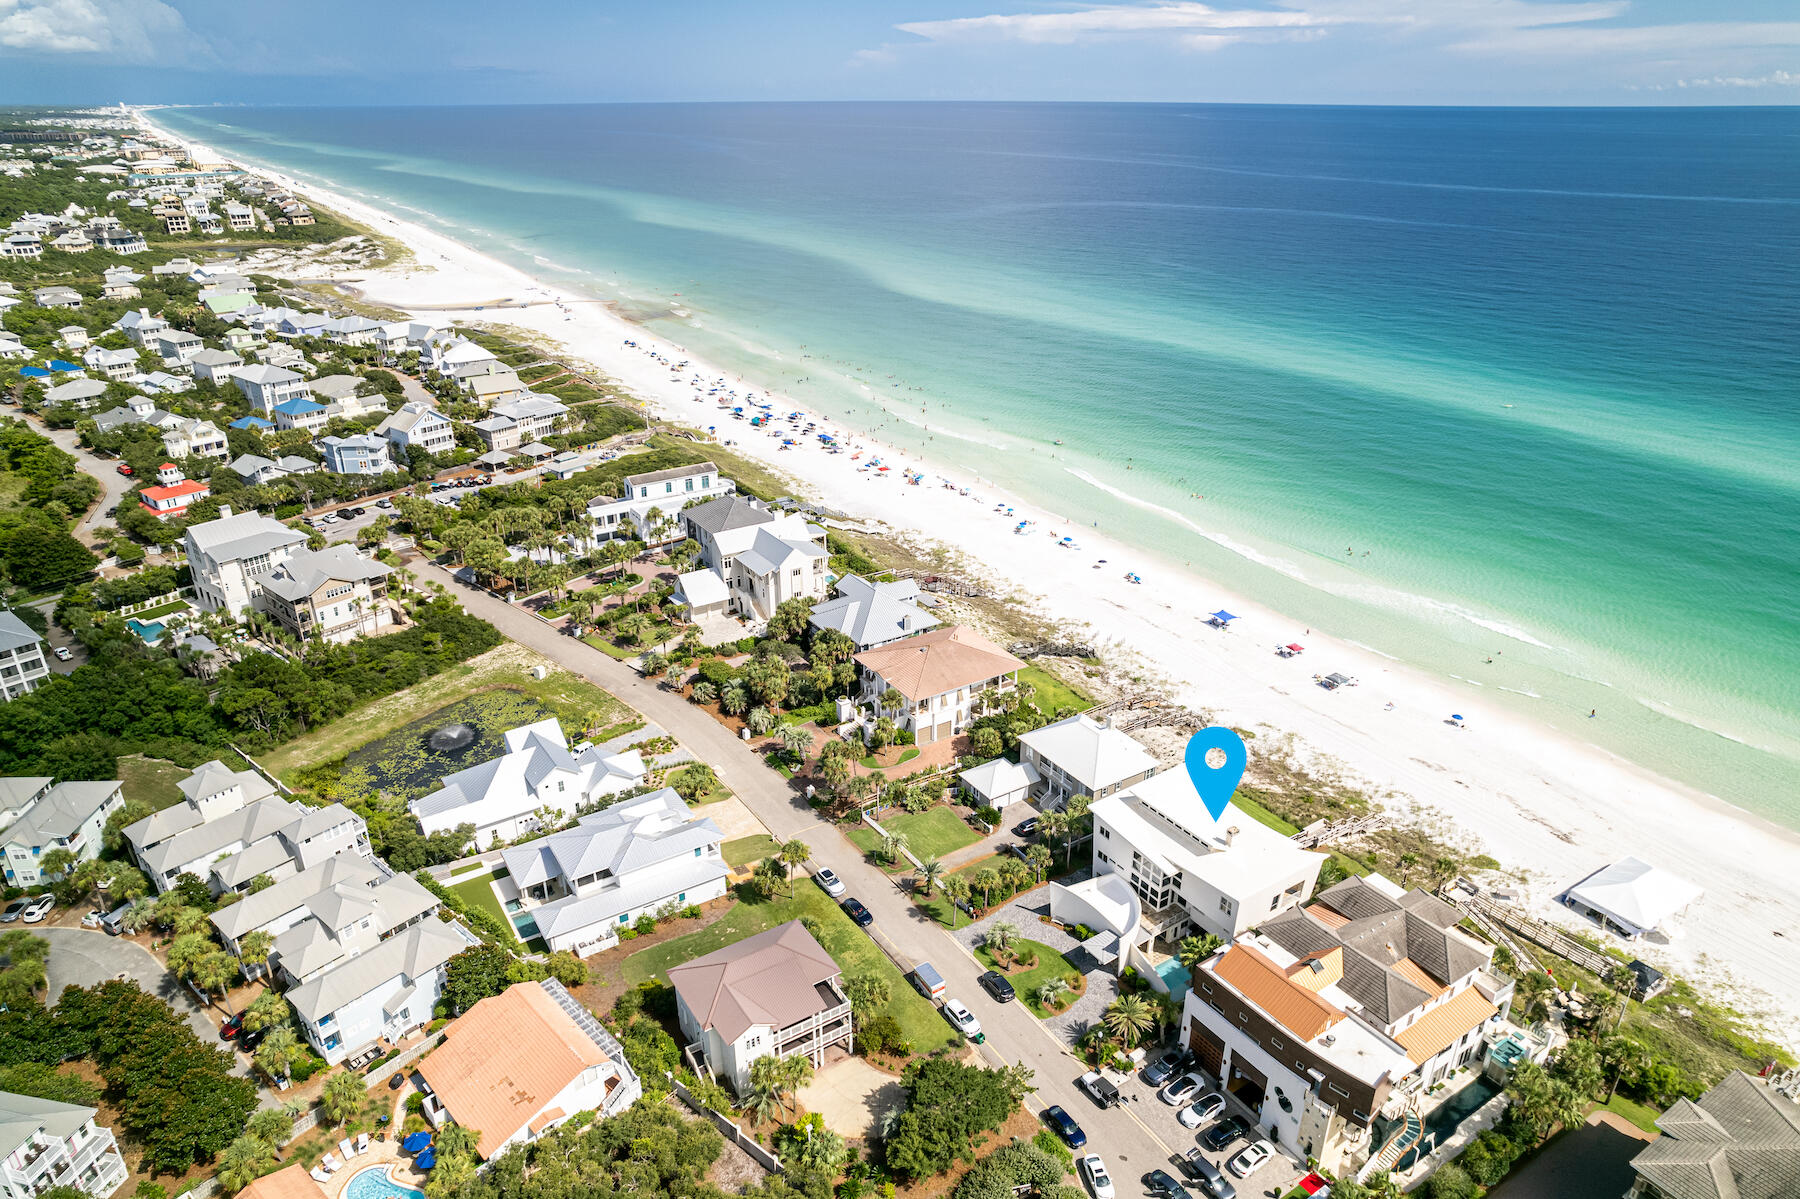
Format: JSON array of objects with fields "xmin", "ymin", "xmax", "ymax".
[{"xmin": 336, "ymin": 689, "xmax": 555, "ymax": 801}]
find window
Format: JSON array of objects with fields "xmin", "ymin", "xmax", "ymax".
[
  {"xmin": 694, "ymin": 847, "xmax": 703, "ymax": 857},
  {"xmin": 619, "ymin": 913, "xmax": 631, "ymax": 924},
  {"xmin": 1219, "ymin": 897, "xmax": 1231, "ymax": 914},
  {"xmin": 677, "ymin": 893, "xmax": 686, "ymax": 902},
  {"xmin": 744, "ymin": 1035, "xmax": 762, "ymax": 1050},
  {"xmin": 1270, "ymin": 894, "xmax": 1281, "ymax": 910},
  {"xmin": 324, "ymin": 1034, "xmax": 340, "ymax": 1050}
]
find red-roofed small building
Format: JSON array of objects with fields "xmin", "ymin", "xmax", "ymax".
[{"xmin": 140, "ymin": 467, "xmax": 210, "ymax": 520}]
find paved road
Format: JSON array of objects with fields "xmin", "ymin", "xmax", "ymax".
[
  {"xmin": 29, "ymin": 413, "xmax": 135, "ymax": 542},
  {"xmin": 40, "ymin": 926, "xmax": 220, "ymax": 1044},
  {"xmin": 407, "ymin": 553, "xmax": 1302, "ymax": 1195}
]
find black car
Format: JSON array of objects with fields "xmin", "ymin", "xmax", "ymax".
[
  {"xmin": 1013, "ymin": 816, "xmax": 1040, "ymax": 838},
  {"xmin": 1142, "ymin": 1169, "xmax": 1192, "ymax": 1199},
  {"xmin": 1201, "ymin": 1116, "xmax": 1249, "ymax": 1153},
  {"xmin": 388, "ymin": 1072, "xmax": 407, "ymax": 1090},
  {"xmin": 1177, "ymin": 1151, "xmax": 1237, "ymax": 1199},
  {"xmin": 237, "ymin": 1025, "xmax": 268, "ymax": 1052},
  {"xmin": 1144, "ymin": 1049, "xmax": 1183, "ymax": 1086},
  {"xmin": 978, "ymin": 970, "xmax": 1016, "ymax": 1003},
  {"xmin": 841, "ymin": 897, "xmax": 873, "ymax": 927},
  {"xmin": 1042, "ymin": 1105, "xmax": 1086, "ymax": 1149}
]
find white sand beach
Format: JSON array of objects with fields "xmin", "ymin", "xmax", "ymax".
[{"xmin": 145, "ymin": 115, "xmax": 1800, "ymax": 1049}]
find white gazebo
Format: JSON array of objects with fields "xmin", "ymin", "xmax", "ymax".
[{"xmin": 1563, "ymin": 857, "xmax": 1702, "ymax": 940}]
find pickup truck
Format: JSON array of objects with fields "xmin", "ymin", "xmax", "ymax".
[{"xmin": 1079, "ymin": 1071, "xmax": 1122, "ymax": 1108}]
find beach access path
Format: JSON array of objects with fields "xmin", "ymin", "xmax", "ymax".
[{"xmin": 402, "ymin": 551, "xmax": 1296, "ymax": 1191}]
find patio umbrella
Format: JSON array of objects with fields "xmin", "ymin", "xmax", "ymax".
[
  {"xmin": 1210, "ymin": 610, "xmax": 1238, "ymax": 623},
  {"xmin": 415, "ymin": 1149, "xmax": 438, "ymax": 1170},
  {"xmin": 401, "ymin": 1132, "xmax": 432, "ymax": 1153}
]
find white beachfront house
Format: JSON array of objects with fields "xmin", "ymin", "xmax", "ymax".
[
  {"xmin": 232, "ymin": 364, "xmax": 311, "ymax": 413},
  {"xmin": 288, "ymin": 918, "xmax": 475, "ymax": 1064},
  {"xmin": 0, "ymin": 612, "xmax": 50, "ymax": 702},
  {"xmin": 410, "ymin": 718, "xmax": 646, "ymax": 849},
  {"xmin": 678, "ymin": 495, "xmax": 830, "ymax": 623},
  {"xmin": 122, "ymin": 760, "xmax": 370, "ymax": 895},
  {"xmin": 1088, "ymin": 767, "xmax": 1324, "ymax": 951},
  {"xmin": 209, "ymin": 853, "xmax": 434, "ymax": 965},
  {"xmin": 808, "ymin": 574, "xmax": 940, "ymax": 650},
  {"xmin": 0, "ymin": 1092, "xmax": 129, "ymax": 1199},
  {"xmin": 417, "ymin": 980, "xmax": 642, "ymax": 1160},
  {"xmin": 499, "ymin": 789, "xmax": 729, "ymax": 956},
  {"xmin": 1180, "ymin": 875, "xmax": 1512, "ymax": 1174},
  {"xmin": 185, "ymin": 508, "xmax": 309, "ymax": 614},
  {"xmin": 669, "ymin": 921, "xmax": 853, "ymax": 1096},
  {"xmin": 585, "ymin": 462, "xmax": 733, "ymax": 549},
  {"xmin": 1018, "ymin": 713, "xmax": 1159, "ymax": 807},
  {"xmin": 0, "ymin": 779, "xmax": 124, "ymax": 888},
  {"xmin": 852, "ymin": 625, "xmax": 1025, "ymax": 745},
  {"xmin": 469, "ymin": 394, "xmax": 567, "ymax": 453}
]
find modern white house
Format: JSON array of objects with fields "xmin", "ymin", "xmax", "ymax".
[
  {"xmin": 585, "ymin": 463, "xmax": 733, "ymax": 549},
  {"xmin": 1090, "ymin": 768, "xmax": 1324, "ymax": 950},
  {"xmin": 232, "ymin": 363, "xmax": 311, "ymax": 413},
  {"xmin": 0, "ymin": 780, "xmax": 124, "ymax": 888},
  {"xmin": 417, "ymin": 979, "xmax": 642, "ymax": 1159},
  {"xmin": 670, "ymin": 921, "xmax": 853, "ymax": 1095},
  {"xmin": 253, "ymin": 545, "xmax": 397, "ymax": 644},
  {"xmin": 1181, "ymin": 875, "xmax": 1512, "ymax": 1174},
  {"xmin": 209, "ymin": 853, "xmax": 431, "ymax": 965},
  {"xmin": 81, "ymin": 345, "xmax": 140, "ymax": 380},
  {"xmin": 808, "ymin": 574, "xmax": 939, "ymax": 650},
  {"xmin": 123, "ymin": 760, "xmax": 370, "ymax": 895},
  {"xmin": 499, "ymin": 790, "xmax": 728, "ymax": 956},
  {"xmin": 375, "ymin": 401, "xmax": 454, "ymax": 457},
  {"xmin": 470, "ymin": 394, "xmax": 567, "ymax": 453},
  {"xmin": 853, "ymin": 625, "xmax": 1025, "ymax": 745},
  {"xmin": 288, "ymin": 917, "xmax": 474, "ymax": 1064},
  {"xmin": 410, "ymin": 718, "xmax": 647, "ymax": 849},
  {"xmin": 185, "ymin": 509, "xmax": 309, "ymax": 615},
  {"xmin": 679, "ymin": 496, "xmax": 830, "ymax": 622},
  {"xmin": 957, "ymin": 757, "xmax": 1041, "ymax": 810},
  {"xmin": 160, "ymin": 417, "xmax": 229, "ymax": 462},
  {"xmin": 272, "ymin": 397, "xmax": 329, "ymax": 434},
  {"xmin": 1018, "ymin": 714, "xmax": 1160, "ymax": 807},
  {"xmin": 0, "ymin": 1091, "xmax": 129, "ymax": 1199},
  {"xmin": 0, "ymin": 612, "xmax": 49, "ymax": 702}
]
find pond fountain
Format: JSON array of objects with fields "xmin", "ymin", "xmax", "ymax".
[{"xmin": 427, "ymin": 722, "xmax": 478, "ymax": 754}]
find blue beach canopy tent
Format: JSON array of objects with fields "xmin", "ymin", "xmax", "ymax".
[
  {"xmin": 1208, "ymin": 610, "xmax": 1238, "ymax": 628},
  {"xmin": 401, "ymin": 1132, "xmax": 432, "ymax": 1153}
]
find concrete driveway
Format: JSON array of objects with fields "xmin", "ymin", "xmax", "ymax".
[
  {"xmin": 40, "ymin": 926, "xmax": 220, "ymax": 1044},
  {"xmin": 1117, "ymin": 1060, "xmax": 1300, "ymax": 1197},
  {"xmin": 795, "ymin": 1057, "xmax": 905, "ymax": 1141}
]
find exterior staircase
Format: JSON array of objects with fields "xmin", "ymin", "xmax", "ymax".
[{"xmin": 1362, "ymin": 1104, "xmax": 1424, "ymax": 1179}]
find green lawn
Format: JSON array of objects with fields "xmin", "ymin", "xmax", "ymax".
[
  {"xmin": 1018, "ymin": 665, "xmax": 1092, "ymax": 719},
  {"xmin": 127, "ymin": 598, "xmax": 190, "ymax": 621},
  {"xmin": 447, "ymin": 870, "xmax": 511, "ymax": 930},
  {"xmin": 623, "ymin": 884, "xmax": 957, "ymax": 1054},
  {"xmin": 859, "ymin": 747, "xmax": 920, "ymax": 770},
  {"xmin": 1593, "ymin": 1094, "xmax": 1662, "ymax": 1135},
  {"xmin": 849, "ymin": 802, "xmax": 979, "ymax": 860},
  {"xmin": 117, "ymin": 754, "xmax": 199, "ymax": 811},
  {"xmin": 260, "ymin": 646, "xmax": 633, "ymax": 777},
  {"xmin": 722, "ymin": 835, "xmax": 779, "ymax": 867},
  {"xmin": 582, "ymin": 633, "xmax": 641, "ymax": 661},
  {"xmin": 975, "ymin": 939, "xmax": 1083, "ymax": 1018}
]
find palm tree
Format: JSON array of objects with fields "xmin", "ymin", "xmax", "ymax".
[
  {"xmin": 941, "ymin": 877, "xmax": 971, "ymax": 928},
  {"xmin": 320, "ymin": 1069, "xmax": 366, "ymax": 1127},
  {"xmin": 779, "ymin": 840, "xmax": 811, "ymax": 896},
  {"xmin": 1104, "ymin": 994, "xmax": 1156, "ymax": 1048},
  {"xmin": 1040, "ymin": 812, "xmax": 1071, "ymax": 867},
  {"xmin": 253, "ymin": 1025, "xmax": 305, "ymax": 1082},
  {"xmin": 242, "ymin": 990, "xmax": 292, "ymax": 1034},
  {"xmin": 747, "ymin": 1055, "xmax": 788, "ymax": 1123},
  {"xmin": 916, "ymin": 858, "xmax": 945, "ymax": 897},
  {"xmin": 984, "ymin": 920, "xmax": 1020, "ymax": 968},
  {"xmin": 1037, "ymin": 978, "xmax": 1072, "ymax": 1011},
  {"xmin": 1177, "ymin": 933, "xmax": 1223, "ymax": 970},
  {"xmin": 1516, "ymin": 970, "xmax": 1557, "ymax": 1022},
  {"xmin": 1026, "ymin": 843, "xmax": 1053, "ymax": 883},
  {"xmin": 880, "ymin": 831, "xmax": 909, "ymax": 866},
  {"xmin": 778, "ymin": 724, "xmax": 812, "ymax": 766},
  {"xmin": 689, "ymin": 682, "xmax": 717, "ymax": 707},
  {"xmin": 191, "ymin": 951, "xmax": 241, "ymax": 1010},
  {"xmin": 753, "ymin": 857, "xmax": 786, "ymax": 899},
  {"xmin": 971, "ymin": 867, "xmax": 1000, "ymax": 909},
  {"xmin": 999, "ymin": 858, "xmax": 1031, "ymax": 898},
  {"xmin": 238, "ymin": 930, "xmax": 274, "ymax": 980},
  {"xmin": 215, "ymin": 1133, "xmax": 276, "ymax": 1194}
]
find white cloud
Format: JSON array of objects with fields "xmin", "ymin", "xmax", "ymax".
[
  {"xmin": 1450, "ymin": 19, "xmax": 1800, "ymax": 57},
  {"xmin": 0, "ymin": 0, "xmax": 196, "ymax": 61},
  {"xmin": 1674, "ymin": 69, "xmax": 1800, "ymax": 88},
  {"xmin": 895, "ymin": 2, "xmax": 1332, "ymax": 46}
]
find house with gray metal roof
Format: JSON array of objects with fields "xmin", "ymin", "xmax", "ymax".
[
  {"xmin": 0, "ymin": 779, "xmax": 123, "ymax": 888},
  {"xmin": 808, "ymin": 573, "xmax": 940, "ymax": 650},
  {"xmin": 0, "ymin": 1091, "xmax": 128, "ymax": 1199},
  {"xmin": 1628, "ymin": 1071, "xmax": 1800, "ymax": 1199},
  {"xmin": 0, "ymin": 612, "xmax": 48, "ymax": 702},
  {"xmin": 184, "ymin": 508, "xmax": 308, "ymax": 614},
  {"xmin": 288, "ymin": 917, "xmax": 474, "ymax": 1065}
]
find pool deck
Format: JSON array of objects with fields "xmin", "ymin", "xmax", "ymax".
[{"xmin": 318, "ymin": 1144, "xmax": 428, "ymax": 1199}]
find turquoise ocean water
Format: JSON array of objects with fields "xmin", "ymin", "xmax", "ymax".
[{"xmin": 153, "ymin": 103, "xmax": 1800, "ymax": 824}]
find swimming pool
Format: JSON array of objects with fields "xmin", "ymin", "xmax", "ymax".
[
  {"xmin": 126, "ymin": 617, "xmax": 165, "ymax": 645},
  {"xmin": 343, "ymin": 1165, "xmax": 424, "ymax": 1199},
  {"xmin": 1153, "ymin": 957, "xmax": 1191, "ymax": 998}
]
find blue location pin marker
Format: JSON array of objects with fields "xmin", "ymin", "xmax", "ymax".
[{"xmin": 1184, "ymin": 726, "xmax": 1247, "ymax": 823}]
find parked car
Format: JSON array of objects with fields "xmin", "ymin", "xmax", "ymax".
[
  {"xmin": 840, "ymin": 897, "xmax": 873, "ymax": 926},
  {"xmin": 237, "ymin": 1025, "xmax": 268, "ymax": 1052},
  {"xmin": 1177, "ymin": 1092, "xmax": 1226, "ymax": 1128},
  {"xmin": 52, "ymin": 646, "xmax": 72, "ymax": 661},
  {"xmin": 1177, "ymin": 1150, "xmax": 1237, "ymax": 1199},
  {"xmin": 0, "ymin": 899, "xmax": 26, "ymax": 923},
  {"xmin": 1144, "ymin": 1049, "xmax": 1183, "ymax": 1086},
  {"xmin": 1160, "ymin": 1072, "xmax": 1206, "ymax": 1106},
  {"xmin": 814, "ymin": 867, "xmax": 846, "ymax": 898},
  {"xmin": 1079, "ymin": 1071, "xmax": 1121, "ymax": 1108},
  {"xmin": 376, "ymin": 499, "xmax": 394, "ymax": 509},
  {"xmin": 1079, "ymin": 1154, "xmax": 1114, "ymax": 1199},
  {"xmin": 942, "ymin": 998, "xmax": 983, "ymax": 1042},
  {"xmin": 1201, "ymin": 1116, "xmax": 1249, "ymax": 1153},
  {"xmin": 978, "ymin": 970, "xmax": 1016, "ymax": 1003},
  {"xmin": 115, "ymin": 463, "xmax": 133, "ymax": 476},
  {"xmin": 21, "ymin": 895, "xmax": 54, "ymax": 923},
  {"xmin": 1142, "ymin": 1169, "xmax": 1191, "ymax": 1199},
  {"xmin": 99, "ymin": 902, "xmax": 134, "ymax": 936},
  {"xmin": 388, "ymin": 1072, "xmax": 406, "ymax": 1090},
  {"xmin": 1226, "ymin": 1142, "xmax": 1272, "ymax": 1180},
  {"xmin": 1042, "ymin": 1105, "xmax": 1086, "ymax": 1149},
  {"xmin": 80, "ymin": 910, "xmax": 103, "ymax": 929},
  {"xmin": 219, "ymin": 1013, "xmax": 244, "ymax": 1041},
  {"xmin": 1013, "ymin": 816, "xmax": 1040, "ymax": 838}
]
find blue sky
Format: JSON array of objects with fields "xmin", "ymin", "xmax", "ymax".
[{"xmin": 1, "ymin": 0, "xmax": 1795, "ymax": 106}]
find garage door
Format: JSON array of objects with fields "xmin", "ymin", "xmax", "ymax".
[
  {"xmin": 1189, "ymin": 1025, "xmax": 1225, "ymax": 1078},
  {"xmin": 936, "ymin": 720, "xmax": 953, "ymax": 742},
  {"xmin": 1227, "ymin": 1053, "xmax": 1267, "ymax": 1099}
]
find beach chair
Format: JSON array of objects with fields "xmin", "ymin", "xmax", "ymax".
[
  {"xmin": 355, "ymin": 1132, "xmax": 370, "ymax": 1155},
  {"xmin": 310, "ymin": 1169, "xmax": 330, "ymax": 1184},
  {"xmin": 322, "ymin": 1153, "xmax": 342, "ymax": 1173},
  {"xmin": 339, "ymin": 1138, "xmax": 357, "ymax": 1161}
]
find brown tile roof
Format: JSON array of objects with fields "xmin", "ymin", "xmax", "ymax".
[
  {"xmin": 668, "ymin": 920, "xmax": 842, "ymax": 1042},
  {"xmin": 1213, "ymin": 943, "xmax": 1345, "ymax": 1042},
  {"xmin": 853, "ymin": 625, "xmax": 1024, "ymax": 702},
  {"xmin": 418, "ymin": 981, "xmax": 610, "ymax": 1159},
  {"xmin": 1392, "ymin": 957, "xmax": 1448, "ymax": 996},
  {"xmin": 1392, "ymin": 985, "xmax": 1496, "ymax": 1066},
  {"xmin": 1306, "ymin": 903, "xmax": 1350, "ymax": 929},
  {"xmin": 1286, "ymin": 947, "xmax": 1343, "ymax": 993},
  {"xmin": 236, "ymin": 1164, "xmax": 320, "ymax": 1199}
]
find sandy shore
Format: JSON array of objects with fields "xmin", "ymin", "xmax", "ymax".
[{"xmin": 143, "ymin": 114, "xmax": 1800, "ymax": 1048}]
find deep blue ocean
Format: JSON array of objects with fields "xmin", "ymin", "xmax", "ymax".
[{"xmin": 154, "ymin": 103, "xmax": 1800, "ymax": 822}]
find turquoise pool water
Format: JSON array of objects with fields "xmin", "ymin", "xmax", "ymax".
[
  {"xmin": 344, "ymin": 1166, "xmax": 423, "ymax": 1199},
  {"xmin": 1154, "ymin": 958, "xmax": 1191, "ymax": 998},
  {"xmin": 126, "ymin": 618, "xmax": 165, "ymax": 645},
  {"xmin": 510, "ymin": 913, "xmax": 541, "ymax": 938}
]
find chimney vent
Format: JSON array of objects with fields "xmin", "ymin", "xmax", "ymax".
[
  {"xmin": 1225, "ymin": 825, "xmax": 1239, "ymax": 847},
  {"xmin": 218, "ymin": 504, "xmax": 233, "ymax": 519}
]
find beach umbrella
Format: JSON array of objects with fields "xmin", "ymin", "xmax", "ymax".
[
  {"xmin": 1285, "ymin": 643, "xmax": 1305, "ymax": 652},
  {"xmin": 1211, "ymin": 610, "xmax": 1238, "ymax": 623},
  {"xmin": 401, "ymin": 1132, "xmax": 432, "ymax": 1153},
  {"xmin": 1451, "ymin": 714, "xmax": 1464, "ymax": 723},
  {"xmin": 416, "ymin": 1149, "xmax": 438, "ymax": 1170}
]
